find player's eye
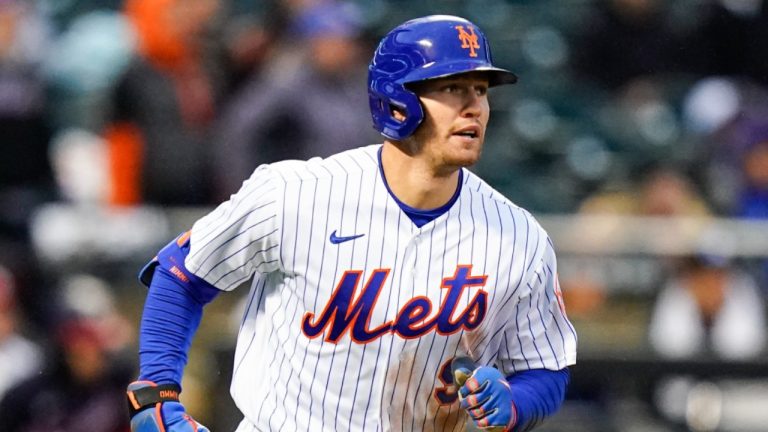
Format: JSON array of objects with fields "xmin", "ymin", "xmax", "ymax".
[
  {"xmin": 442, "ymin": 84, "xmax": 460, "ymax": 93},
  {"xmin": 475, "ymin": 86, "xmax": 488, "ymax": 96}
]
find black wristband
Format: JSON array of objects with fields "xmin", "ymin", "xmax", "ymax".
[{"xmin": 126, "ymin": 383, "xmax": 181, "ymax": 416}]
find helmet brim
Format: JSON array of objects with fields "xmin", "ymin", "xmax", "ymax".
[{"xmin": 402, "ymin": 62, "xmax": 518, "ymax": 87}]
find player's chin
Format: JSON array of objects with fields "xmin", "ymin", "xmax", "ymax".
[
  {"xmin": 446, "ymin": 151, "xmax": 481, "ymax": 168},
  {"xmin": 447, "ymin": 140, "xmax": 483, "ymax": 166}
]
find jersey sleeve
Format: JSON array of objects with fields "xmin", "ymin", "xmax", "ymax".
[
  {"xmin": 498, "ymin": 237, "xmax": 577, "ymax": 375},
  {"xmin": 185, "ymin": 165, "xmax": 282, "ymax": 291}
]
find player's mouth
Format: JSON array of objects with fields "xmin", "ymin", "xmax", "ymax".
[{"xmin": 452, "ymin": 125, "xmax": 482, "ymax": 141}]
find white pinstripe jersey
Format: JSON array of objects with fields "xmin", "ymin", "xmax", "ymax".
[{"xmin": 185, "ymin": 144, "xmax": 577, "ymax": 432}]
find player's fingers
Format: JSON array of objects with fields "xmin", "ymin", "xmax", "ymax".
[
  {"xmin": 458, "ymin": 375, "xmax": 487, "ymax": 399},
  {"xmin": 467, "ymin": 395, "xmax": 512, "ymax": 430},
  {"xmin": 470, "ymin": 406, "xmax": 501, "ymax": 423},
  {"xmin": 459, "ymin": 395, "xmax": 482, "ymax": 410},
  {"xmin": 460, "ymin": 393, "xmax": 479, "ymax": 410},
  {"xmin": 478, "ymin": 425, "xmax": 508, "ymax": 432},
  {"xmin": 460, "ymin": 392, "xmax": 490, "ymax": 410},
  {"xmin": 469, "ymin": 406, "xmax": 496, "ymax": 419}
]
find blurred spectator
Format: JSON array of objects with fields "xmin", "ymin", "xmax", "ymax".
[
  {"xmin": 42, "ymin": 9, "xmax": 135, "ymax": 132},
  {"xmin": 558, "ymin": 272, "xmax": 608, "ymax": 320},
  {"xmin": 211, "ymin": 0, "xmax": 380, "ymax": 197},
  {"xmin": 753, "ymin": 1, "xmax": 768, "ymax": 84},
  {"xmin": 736, "ymin": 133, "xmax": 768, "ymax": 219},
  {"xmin": 0, "ymin": 0, "xmax": 56, "ymax": 347},
  {"xmin": 48, "ymin": 128, "xmax": 112, "ymax": 205},
  {"xmin": 103, "ymin": 0, "xmax": 225, "ymax": 206},
  {"xmin": 571, "ymin": 0, "xmax": 685, "ymax": 89},
  {"xmin": 0, "ymin": 273, "xmax": 134, "ymax": 432},
  {"xmin": 56, "ymin": 274, "xmax": 135, "ymax": 357},
  {"xmin": 648, "ymin": 247, "xmax": 768, "ymax": 431},
  {"xmin": 636, "ymin": 167, "xmax": 710, "ymax": 216},
  {"xmin": 682, "ymin": 77, "xmax": 743, "ymax": 137},
  {"xmin": 684, "ymin": 0, "xmax": 768, "ymax": 85},
  {"xmin": 649, "ymin": 254, "xmax": 766, "ymax": 360},
  {"xmin": 683, "ymin": 78, "xmax": 768, "ymax": 214},
  {"xmin": 579, "ymin": 165, "xmax": 710, "ymax": 217},
  {"xmin": 563, "ymin": 165, "xmax": 712, "ymax": 335},
  {"xmin": 727, "ymin": 121, "xmax": 768, "ymax": 288},
  {"xmin": 573, "ymin": 0, "xmax": 768, "ymax": 89},
  {"xmin": 218, "ymin": 1, "xmax": 287, "ymax": 96},
  {"xmin": 0, "ymin": 0, "xmax": 54, "ymax": 240},
  {"xmin": 0, "ymin": 266, "xmax": 43, "ymax": 403}
]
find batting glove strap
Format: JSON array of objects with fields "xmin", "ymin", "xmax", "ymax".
[{"xmin": 127, "ymin": 381, "xmax": 182, "ymax": 417}]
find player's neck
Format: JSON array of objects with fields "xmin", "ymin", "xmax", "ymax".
[{"xmin": 380, "ymin": 142, "xmax": 461, "ymax": 210}]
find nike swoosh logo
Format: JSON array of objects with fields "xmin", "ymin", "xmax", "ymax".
[{"xmin": 329, "ymin": 230, "xmax": 365, "ymax": 244}]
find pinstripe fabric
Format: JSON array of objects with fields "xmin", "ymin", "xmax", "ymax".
[{"xmin": 185, "ymin": 144, "xmax": 577, "ymax": 432}]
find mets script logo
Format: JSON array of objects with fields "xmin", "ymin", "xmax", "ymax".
[
  {"xmin": 301, "ymin": 265, "xmax": 488, "ymax": 344},
  {"xmin": 455, "ymin": 25, "xmax": 480, "ymax": 58}
]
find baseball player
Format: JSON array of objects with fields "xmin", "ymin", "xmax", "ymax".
[{"xmin": 127, "ymin": 15, "xmax": 577, "ymax": 432}]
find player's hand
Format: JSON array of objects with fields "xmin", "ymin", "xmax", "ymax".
[
  {"xmin": 127, "ymin": 381, "xmax": 210, "ymax": 432},
  {"xmin": 455, "ymin": 365, "xmax": 516, "ymax": 432}
]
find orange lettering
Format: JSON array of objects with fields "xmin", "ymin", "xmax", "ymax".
[
  {"xmin": 159, "ymin": 390, "xmax": 179, "ymax": 399},
  {"xmin": 170, "ymin": 266, "xmax": 189, "ymax": 283},
  {"xmin": 455, "ymin": 25, "xmax": 480, "ymax": 57}
]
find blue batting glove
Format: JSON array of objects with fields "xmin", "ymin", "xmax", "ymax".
[
  {"xmin": 456, "ymin": 366, "xmax": 516, "ymax": 431},
  {"xmin": 127, "ymin": 381, "xmax": 210, "ymax": 432}
]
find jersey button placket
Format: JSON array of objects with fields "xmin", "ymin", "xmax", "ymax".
[{"xmin": 409, "ymin": 233, "xmax": 420, "ymax": 278}]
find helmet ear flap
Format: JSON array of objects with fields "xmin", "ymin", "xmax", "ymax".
[{"xmin": 368, "ymin": 81, "xmax": 424, "ymax": 141}]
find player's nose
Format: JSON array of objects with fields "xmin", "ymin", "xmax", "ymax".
[{"xmin": 462, "ymin": 92, "xmax": 484, "ymax": 118}]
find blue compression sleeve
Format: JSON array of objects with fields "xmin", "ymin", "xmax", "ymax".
[
  {"xmin": 506, "ymin": 368, "xmax": 569, "ymax": 432},
  {"xmin": 138, "ymin": 234, "xmax": 221, "ymax": 385}
]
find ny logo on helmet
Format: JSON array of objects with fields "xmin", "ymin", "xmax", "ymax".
[{"xmin": 455, "ymin": 25, "xmax": 479, "ymax": 57}]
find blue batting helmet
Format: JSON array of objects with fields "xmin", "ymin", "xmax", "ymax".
[{"xmin": 368, "ymin": 15, "xmax": 517, "ymax": 141}]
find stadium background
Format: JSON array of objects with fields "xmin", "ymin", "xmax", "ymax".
[{"xmin": 1, "ymin": 0, "xmax": 767, "ymax": 431}]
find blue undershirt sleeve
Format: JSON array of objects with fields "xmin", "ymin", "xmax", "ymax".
[
  {"xmin": 137, "ymin": 233, "xmax": 222, "ymax": 386},
  {"xmin": 506, "ymin": 368, "xmax": 570, "ymax": 432}
]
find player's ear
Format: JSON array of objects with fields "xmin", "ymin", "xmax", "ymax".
[{"xmin": 391, "ymin": 106, "xmax": 406, "ymax": 122}]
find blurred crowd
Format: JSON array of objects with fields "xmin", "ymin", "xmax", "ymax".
[{"xmin": 1, "ymin": 0, "xmax": 768, "ymax": 431}]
